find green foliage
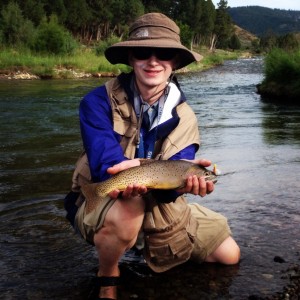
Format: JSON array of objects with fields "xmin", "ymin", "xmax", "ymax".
[
  {"xmin": 264, "ymin": 48, "xmax": 300, "ymax": 84},
  {"xmin": 0, "ymin": 1, "xmax": 35, "ymax": 47},
  {"xmin": 177, "ymin": 22, "xmax": 193, "ymax": 49},
  {"xmin": 259, "ymin": 48, "xmax": 300, "ymax": 101},
  {"xmin": 95, "ymin": 35, "xmax": 121, "ymax": 56},
  {"xmin": 229, "ymin": 34, "xmax": 241, "ymax": 50},
  {"xmin": 277, "ymin": 33, "xmax": 299, "ymax": 51},
  {"xmin": 33, "ymin": 15, "xmax": 78, "ymax": 55},
  {"xmin": 260, "ymin": 32, "xmax": 300, "ymax": 53},
  {"xmin": 214, "ymin": 0, "xmax": 234, "ymax": 49}
]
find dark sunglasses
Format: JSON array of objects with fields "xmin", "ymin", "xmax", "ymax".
[{"xmin": 131, "ymin": 48, "xmax": 177, "ymax": 61}]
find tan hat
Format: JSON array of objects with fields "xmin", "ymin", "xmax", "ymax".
[{"xmin": 104, "ymin": 13, "xmax": 203, "ymax": 70}]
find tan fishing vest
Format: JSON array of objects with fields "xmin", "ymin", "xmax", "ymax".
[{"xmin": 72, "ymin": 77, "xmax": 201, "ymax": 272}]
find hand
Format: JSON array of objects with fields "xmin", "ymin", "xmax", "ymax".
[
  {"xmin": 107, "ymin": 158, "xmax": 141, "ymax": 175},
  {"xmin": 176, "ymin": 158, "xmax": 215, "ymax": 197},
  {"xmin": 107, "ymin": 159, "xmax": 148, "ymax": 199}
]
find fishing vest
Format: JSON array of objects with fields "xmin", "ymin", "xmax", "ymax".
[{"xmin": 72, "ymin": 76, "xmax": 200, "ymax": 272}]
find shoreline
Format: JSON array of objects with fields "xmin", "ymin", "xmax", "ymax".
[{"xmin": 0, "ymin": 51, "xmax": 255, "ymax": 80}]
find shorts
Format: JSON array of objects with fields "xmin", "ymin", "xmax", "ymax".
[
  {"xmin": 188, "ymin": 203, "xmax": 232, "ymax": 263},
  {"xmin": 73, "ymin": 197, "xmax": 231, "ymax": 263}
]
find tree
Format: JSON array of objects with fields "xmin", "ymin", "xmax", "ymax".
[
  {"xmin": 33, "ymin": 15, "xmax": 78, "ymax": 54},
  {"xmin": 199, "ymin": 0, "xmax": 216, "ymax": 47},
  {"xmin": 229, "ymin": 33, "xmax": 241, "ymax": 50},
  {"xmin": 63, "ymin": 0, "xmax": 90, "ymax": 40},
  {"xmin": 17, "ymin": 0, "xmax": 46, "ymax": 26},
  {"xmin": 213, "ymin": 0, "xmax": 233, "ymax": 49},
  {"xmin": 277, "ymin": 33, "xmax": 299, "ymax": 52},
  {"xmin": 0, "ymin": 1, "xmax": 35, "ymax": 46}
]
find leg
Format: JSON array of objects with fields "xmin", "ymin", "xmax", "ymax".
[
  {"xmin": 93, "ymin": 195, "xmax": 145, "ymax": 299},
  {"xmin": 205, "ymin": 236, "xmax": 240, "ymax": 264},
  {"xmin": 189, "ymin": 203, "xmax": 240, "ymax": 265}
]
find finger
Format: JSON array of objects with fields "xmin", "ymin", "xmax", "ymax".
[
  {"xmin": 122, "ymin": 184, "xmax": 134, "ymax": 198},
  {"xmin": 193, "ymin": 158, "xmax": 212, "ymax": 167},
  {"xmin": 206, "ymin": 181, "xmax": 214, "ymax": 194},
  {"xmin": 191, "ymin": 175, "xmax": 200, "ymax": 195},
  {"xmin": 108, "ymin": 189, "xmax": 121, "ymax": 199},
  {"xmin": 138, "ymin": 185, "xmax": 148, "ymax": 194},
  {"xmin": 183, "ymin": 176, "xmax": 193, "ymax": 193},
  {"xmin": 198, "ymin": 177, "xmax": 207, "ymax": 197}
]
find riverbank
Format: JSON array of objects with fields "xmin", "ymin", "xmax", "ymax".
[{"xmin": 0, "ymin": 46, "xmax": 252, "ymax": 80}]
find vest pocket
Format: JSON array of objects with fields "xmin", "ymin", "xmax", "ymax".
[{"xmin": 144, "ymin": 227, "xmax": 194, "ymax": 272}]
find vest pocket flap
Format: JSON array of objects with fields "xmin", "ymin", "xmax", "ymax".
[
  {"xmin": 113, "ymin": 108, "xmax": 137, "ymax": 137},
  {"xmin": 148, "ymin": 244, "xmax": 171, "ymax": 257},
  {"xmin": 147, "ymin": 228, "xmax": 192, "ymax": 257}
]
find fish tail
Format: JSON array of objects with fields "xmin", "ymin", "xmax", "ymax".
[{"xmin": 81, "ymin": 183, "xmax": 107, "ymax": 214}]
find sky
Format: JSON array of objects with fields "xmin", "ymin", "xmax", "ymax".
[{"xmin": 211, "ymin": 0, "xmax": 300, "ymax": 10}]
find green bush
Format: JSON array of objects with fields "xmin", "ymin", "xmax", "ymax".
[
  {"xmin": 264, "ymin": 48, "xmax": 300, "ymax": 84},
  {"xmin": 0, "ymin": 1, "xmax": 36, "ymax": 47},
  {"xmin": 95, "ymin": 35, "xmax": 121, "ymax": 56},
  {"xmin": 33, "ymin": 15, "xmax": 78, "ymax": 55}
]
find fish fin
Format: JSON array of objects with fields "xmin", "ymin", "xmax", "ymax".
[
  {"xmin": 139, "ymin": 158, "xmax": 156, "ymax": 165},
  {"xmin": 81, "ymin": 183, "xmax": 104, "ymax": 214}
]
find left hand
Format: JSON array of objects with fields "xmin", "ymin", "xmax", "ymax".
[
  {"xmin": 107, "ymin": 159, "xmax": 148, "ymax": 199},
  {"xmin": 176, "ymin": 158, "xmax": 215, "ymax": 197}
]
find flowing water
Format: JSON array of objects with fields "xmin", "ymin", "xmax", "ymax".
[{"xmin": 0, "ymin": 58, "xmax": 299, "ymax": 299}]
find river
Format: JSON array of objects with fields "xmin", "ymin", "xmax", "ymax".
[{"xmin": 0, "ymin": 58, "xmax": 299, "ymax": 299}]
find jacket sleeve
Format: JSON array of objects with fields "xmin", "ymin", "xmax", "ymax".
[{"xmin": 79, "ymin": 86, "xmax": 127, "ymax": 182}]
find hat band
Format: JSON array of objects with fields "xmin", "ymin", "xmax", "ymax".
[{"xmin": 129, "ymin": 26, "xmax": 181, "ymax": 43}]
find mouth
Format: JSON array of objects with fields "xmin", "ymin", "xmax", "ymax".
[
  {"xmin": 144, "ymin": 69, "xmax": 162, "ymax": 76},
  {"xmin": 206, "ymin": 175, "xmax": 218, "ymax": 183}
]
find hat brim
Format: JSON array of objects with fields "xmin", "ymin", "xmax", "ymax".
[{"xmin": 105, "ymin": 40, "xmax": 203, "ymax": 70}]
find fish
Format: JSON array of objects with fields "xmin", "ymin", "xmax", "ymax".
[{"xmin": 81, "ymin": 159, "xmax": 217, "ymax": 214}]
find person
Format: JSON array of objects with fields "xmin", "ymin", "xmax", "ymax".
[{"xmin": 64, "ymin": 12, "xmax": 240, "ymax": 300}]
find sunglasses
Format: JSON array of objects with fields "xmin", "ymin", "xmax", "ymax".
[{"xmin": 131, "ymin": 48, "xmax": 177, "ymax": 61}]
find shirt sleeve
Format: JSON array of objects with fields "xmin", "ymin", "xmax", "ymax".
[
  {"xmin": 79, "ymin": 86, "xmax": 127, "ymax": 182},
  {"xmin": 151, "ymin": 143, "xmax": 198, "ymax": 203}
]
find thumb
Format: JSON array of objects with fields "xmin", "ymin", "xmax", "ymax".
[{"xmin": 107, "ymin": 159, "xmax": 141, "ymax": 175}]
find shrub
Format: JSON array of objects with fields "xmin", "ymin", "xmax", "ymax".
[
  {"xmin": 33, "ymin": 15, "xmax": 78, "ymax": 55},
  {"xmin": 95, "ymin": 35, "xmax": 121, "ymax": 56},
  {"xmin": 0, "ymin": 1, "xmax": 35, "ymax": 47},
  {"xmin": 264, "ymin": 48, "xmax": 300, "ymax": 84}
]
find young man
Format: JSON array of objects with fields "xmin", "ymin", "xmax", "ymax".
[{"xmin": 65, "ymin": 13, "xmax": 240, "ymax": 300}]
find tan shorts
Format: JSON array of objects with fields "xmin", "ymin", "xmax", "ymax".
[
  {"xmin": 188, "ymin": 203, "xmax": 232, "ymax": 263},
  {"xmin": 75, "ymin": 198, "xmax": 231, "ymax": 262}
]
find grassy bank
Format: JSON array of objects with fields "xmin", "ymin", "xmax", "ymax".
[
  {"xmin": 257, "ymin": 48, "xmax": 300, "ymax": 103},
  {"xmin": 0, "ymin": 46, "xmax": 243, "ymax": 79}
]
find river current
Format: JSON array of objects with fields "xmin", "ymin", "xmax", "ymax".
[{"xmin": 0, "ymin": 58, "xmax": 299, "ymax": 299}]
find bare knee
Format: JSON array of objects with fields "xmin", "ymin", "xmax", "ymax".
[
  {"xmin": 95, "ymin": 196, "xmax": 145, "ymax": 246},
  {"xmin": 206, "ymin": 236, "xmax": 240, "ymax": 265}
]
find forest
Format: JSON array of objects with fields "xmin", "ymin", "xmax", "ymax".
[
  {"xmin": 229, "ymin": 6, "xmax": 300, "ymax": 36},
  {"xmin": 1, "ymin": 0, "xmax": 299, "ymax": 57},
  {"xmin": 0, "ymin": 0, "xmax": 236, "ymax": 54}
]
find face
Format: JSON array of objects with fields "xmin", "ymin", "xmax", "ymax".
[{"xmin": 129, "ymin": 48, "xmax": 178, "ymax": 98}]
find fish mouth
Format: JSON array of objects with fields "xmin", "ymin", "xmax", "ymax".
[{"xmin": 205, "ymin": 175, "xmax": 218, "ymax": 183}]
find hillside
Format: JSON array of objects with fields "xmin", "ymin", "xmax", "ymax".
[
  {"xmin": 228, "ymin": 6, "xmax": 300, "ymax": 36},
  {"xmin": 233, "ymin": 25, "xmax": 258, "ymax": 48}
]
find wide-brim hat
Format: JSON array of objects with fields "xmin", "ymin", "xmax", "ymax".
[{"xmin": 105, "ymin": 13, "xmax": 203, "ymax": 70}]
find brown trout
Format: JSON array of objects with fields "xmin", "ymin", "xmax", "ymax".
[{"xmin": 81, "ymin": 160, "xmax": 217, "ymax": 214}]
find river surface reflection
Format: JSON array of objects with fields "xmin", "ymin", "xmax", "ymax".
[{"xmin": 0, "ymin": 58, "xmax": 299, "ymax": 299}]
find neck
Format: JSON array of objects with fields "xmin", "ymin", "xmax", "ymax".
[{"xmin": 135, "ymin": 81, "xmax": 167, "ymax": 106}]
